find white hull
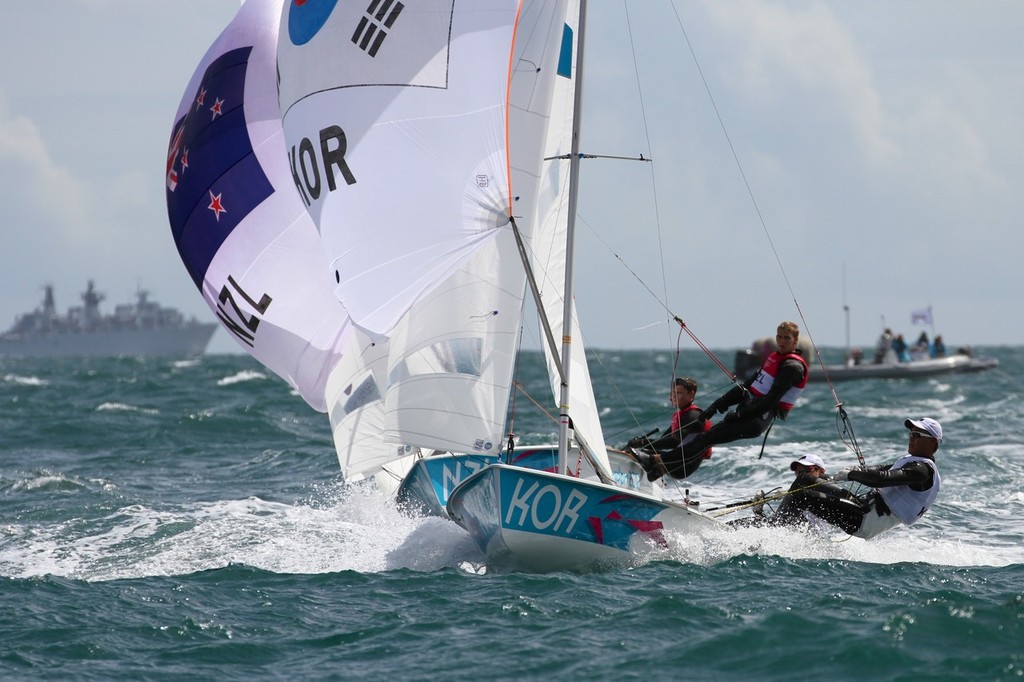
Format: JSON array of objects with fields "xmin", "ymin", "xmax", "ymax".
[{"xmin": 809, "ymin": 353, "xmax": 997, "ymax": 382}]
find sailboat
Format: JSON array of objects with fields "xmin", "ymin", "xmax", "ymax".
[
  {"xmin": 273, "ymin": 0, "xmax": 726, "ymax": 571},
  {"xmin": 171, "ymin": 1, "xmax": 729, "ymax": 571},
  {"xmin": 441, "ymin": 0, "xmax": 727, "ymax": 572}
]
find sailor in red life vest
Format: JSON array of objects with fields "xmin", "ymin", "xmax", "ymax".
[
  {"xmin": 627, "ymin": 377, "xmax": 713, "ymax": 478},
  {"xmin": 638, "ymin": 321, "xmax": 808, "ymax": 482}
]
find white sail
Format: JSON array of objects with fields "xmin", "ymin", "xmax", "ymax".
[
  {"xmin": 381, "ymin": 232, "xmax": 525, "ymax": 454},
  {"xmin": 278, "ymin": 1, "xmax": 540, "ymax": 337},
  {"xmin": 528, "ymin": 0, "xmax": 611, "ymax": 474},
  {"xmin": 280, "ymin": 2, "xmax": 571, "ymax": 455},
  {"xmin": 166, "ymin": 0, "xmax": 350, "ymax": 411},
  {"xmin": 324, "ymin": 326, "xmax": 400, "ymax": 480}
]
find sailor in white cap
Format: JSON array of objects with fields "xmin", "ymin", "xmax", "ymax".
[
  {"xmin": 789, "ymin": 453, "xmax": 826, "ymax": 474},
  {"xmin": 763, "ymin": 453, "xmax": 865, "ymax": 532},
  {"xmin": 832, "ymin": 417, "xmax": 944, "ymax": 539}
]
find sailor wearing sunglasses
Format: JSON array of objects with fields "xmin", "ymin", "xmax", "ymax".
[{"xmin": 832, "ymin": 417, "xmax": 943, "ymax": 539}]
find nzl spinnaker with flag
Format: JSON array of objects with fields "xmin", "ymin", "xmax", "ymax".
[{"xmin": 165, "ymin": 0, "xmax": 350, "ymax": 412}]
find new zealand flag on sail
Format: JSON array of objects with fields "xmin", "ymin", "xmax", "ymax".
[{"xmin": 165, "ymin": 47, "xmax": 273, "ymax": 290}]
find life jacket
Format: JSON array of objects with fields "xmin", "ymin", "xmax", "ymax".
[
  {"xmin": 672, "ymin": 404, "xmax": 713, "ymax": 459},
  {"xmin": 748, "ymin": 351, "xmax": 808, "ymax": 412},
  {"xmin": 877, "ymin": 455, "xmax": 941, "ymax": 525}
]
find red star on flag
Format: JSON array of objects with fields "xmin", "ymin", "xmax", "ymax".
[
  {"xmin": 210, "ymin": 97, "xmax": 224, "ymax": 120},
  {"xmin": 180, "ymin": 148, "xmax": 189, "ymax": 173},
  {"xmin": 195, "ymin": 87, "xmax": 206, "ymax": 110},
  {"xmin": 208, "ymin": 190, "xmax": 227, "ymax": 221}
]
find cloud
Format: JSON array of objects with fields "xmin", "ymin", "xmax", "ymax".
[
  {"xmin": 894, "ymin": 88, "xmax": 1008, "ymax": 209},
  {"xmin": 707, "ymin": 1, "xmax": 896, "ymax": 164},
  {"xmin": 0, "ymin": 95, "xmax": 94, "ymax": 238}
]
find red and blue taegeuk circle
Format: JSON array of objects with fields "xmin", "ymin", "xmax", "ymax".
[{"xmin": 288, "ymin": 0, "xmax": 338, "ymax": 46}]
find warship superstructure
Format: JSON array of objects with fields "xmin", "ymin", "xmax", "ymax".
[{"xmin": 0, "ymin": 281, "xmax": 216, "ymax": 357}]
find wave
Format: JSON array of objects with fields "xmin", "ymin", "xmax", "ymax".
[
  {"xmin": 4, "ymin": 373, "xmax": 47, "ymax": 386},
  {"xmin": 216, "ymin": 370, "xmax": 267, "ymax": 386},
  {"xmin": 1, "ymin": 475, "xmax": 1017, "ymax": 585},
  {"xmin": 96, "ymin": 402, "xmax": 160, "ymax": 415}
]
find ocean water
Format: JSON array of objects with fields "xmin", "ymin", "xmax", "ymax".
[{"xmin": 2, "ymin": 347, "xmax": 1022, "ymax": 680}]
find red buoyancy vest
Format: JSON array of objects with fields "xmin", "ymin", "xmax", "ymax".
[
  {"xmin": 748, "ymin": 351, "xmax": 808, "ymax": 412},
  {"xmin": 671, "ymin": 404, "xmax": 714, "ymax": 459}
]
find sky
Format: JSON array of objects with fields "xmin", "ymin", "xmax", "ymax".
[{"xmin": 2, "ymin": 1, "xmax": 1022, "ymax": 354}]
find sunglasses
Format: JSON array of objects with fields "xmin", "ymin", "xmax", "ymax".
[{"xmin": 909, "ymin": 431, "xmax": 936, "ymax": 440}]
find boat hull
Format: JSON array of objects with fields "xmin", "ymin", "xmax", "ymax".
[
  {"xmin": 809, "ymin": 353, "xmax": 998, "ymax": 381},
  {"xmin": 0, "ymin": 324, "xmax": 217, "ymax": 358},
  {"xmin": 398, "ymin": 446, "xmax": 662, "ymax": 519},
  {"xmin": 447, "ymin": 464, "xmax": 724, "ymax": 572},
  {"xmin": 396, "ymin": 453, "xmax": 502, "ymax": 517}
]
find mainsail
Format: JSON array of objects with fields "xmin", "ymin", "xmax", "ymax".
[
  {"xmin": 166, "ymin": 0, "xmax": 350, "ymax": 411},
  {"xmin": 527, "ymin": 0, "xmax": 611, "ymax": 473}
]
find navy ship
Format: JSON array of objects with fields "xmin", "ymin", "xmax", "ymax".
[{"xmin": 0, "ymin": 281, "xmax": 217, "ymax": 358}]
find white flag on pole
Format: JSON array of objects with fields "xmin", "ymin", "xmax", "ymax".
[{"xmin": 911, "ymin": 306, "xmax": 933, "ymax": 326}]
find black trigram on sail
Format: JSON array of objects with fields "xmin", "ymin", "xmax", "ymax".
[{"xmin": 352, "ymin": 0, "xmax": 405, "ymax": 58}]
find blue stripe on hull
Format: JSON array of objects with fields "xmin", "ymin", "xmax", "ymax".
[{"xmin": 396, "ymin": 454, "xmax": 500, "ymax": 517}]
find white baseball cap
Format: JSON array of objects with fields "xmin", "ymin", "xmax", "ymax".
[
  {"xmin": 905, "ymin": 417, "xmax": 943, "ymax": 444},
  {"xmin": 790, "ymin": 454, "xmax": 826, "ymax": 471}
]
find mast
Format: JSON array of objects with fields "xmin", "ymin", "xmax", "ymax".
[
  {"xmin": 842, "ymin": 262, "xmax": 850, "ymax": 363},
  {"xmin": 557, "ymin": 0, "xmax": 588, "ymax": 474}
]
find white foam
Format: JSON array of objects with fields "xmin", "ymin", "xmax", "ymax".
[
  {"xmin": 216, "ymin": 370, "xmax": 267, "ymax": 386},
  {"xmin": 4, "ymin": 373, "xmax": 47, "ymax": 386},
  {"xmin": 2, "ymin": 470, "xmax": 1016, "ymax": 581},
  {"xmin": 0, "ymin": 482, "xmax": 481, "ymax": 582},
  {"xmin": 96, "ymin": 402, "xmax": 159, "ymax": 415}
]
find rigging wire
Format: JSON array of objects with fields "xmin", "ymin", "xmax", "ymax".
[
  {"xmin": 514, "ymin": 1, "xmax": 865, "ymax": 464},
  {"xmin": 548, "ymin": 1, "xmax": 739, "ymax": 440},
  {"xmin": 575, "ymin": 210, "xmax": 739, "ymax": 387},
  {"xmin": 706, "ymin": 479, "xmax": 837, "ymax": 519},
  {"xmin": 667, "ymin": 0, "xmax": 864, "ymax": 461},
  {"xmin": 622, "ymin": 0, "xmax": 673, "ymax": 351},
  {"xmin": 504, "ymin": 335, "xmax": 525, "ymax": 460},
  {"xmin": 626, "ymin": 0, "xmax": 741, "ymax": 383}
]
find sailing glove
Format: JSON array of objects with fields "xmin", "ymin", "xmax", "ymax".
[{"xmin": 832, "ymin": 466, "xmax": 862, "ymax": 482}]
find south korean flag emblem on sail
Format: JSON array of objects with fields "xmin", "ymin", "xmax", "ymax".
[{"xmin": 278, "ymin": 0, "xmax": 453, "ymax": 114}]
